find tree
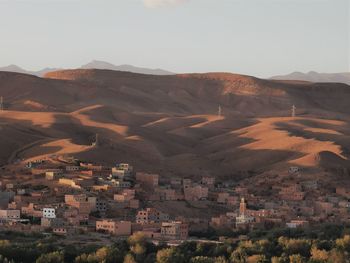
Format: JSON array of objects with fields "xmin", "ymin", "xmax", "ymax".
[
  {"xmin": 310, "ymin": 246, "xmax": 328, "ymax": 262},
  {"xmin": 246, "ymin": 254, "xmax": 268, "ymax": 263},
  {"xmin": 336, "ymin": 235, "xmax": 350, "ymax": 253},
  {"xmin": 156, "ymin": 248, "xmax": 184, "ymax": 263},
  {"xmin": 190, "ymin": 256, "xmax": 214, "ymax": 263},
  {"xmin": 144, "ymin": 252, "xmax": 156, "ymax": 263},
  {"xmin": 36, "ymin": 251, "xmax": 64, "ymax": 263},
  {"xmin": 230, "ymin": 247, "xmax": 247, "ymax": 263},
  {"xmin": 130, "ymin": 243, "xmax": 146, "ymax": 256},
  {"xmin": 271, "ymin": 256, "xmax": 288, "ymax": 263},
  {"xmin": 327, "ymin": 249, "xmax": 347, "ymax": 263},
  {"xmin": 128, "ymin": 232, "xmax": 147, "ymax": 247},
  {"xmin": 123, "ymin": 253, "xmax": 136, "ymax": 263},
  {"xmin": 95, "ymin": 246, "xmax": 123, "ymax": 263},
  {"xmin": 214, "ymin": 256, "xmax": 228, "ymax": 263},
  {"xmin": 288, "ymin": 254, "xmax": 305, "ymax": 263},
  {"xmin": 278, "ymin": 238, "xmax": 311, "ymax": 257},
  {"xmin": 74, "ymin": 253, "xmax": 98, "ymax": 263}
]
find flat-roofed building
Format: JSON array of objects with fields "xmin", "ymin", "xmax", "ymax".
[
  {"xmin": 136, "ymin": 208, "xmax": 169, "ymax": 224},
  {"xmin": 161, "ymin": 221, "xmax": 188, "ymax": 240},
  {"xmin": 43, "ymin": 208, "xmax": 56, "ymax": 218},
  {"xmin": 96, "ymin": 220, "xmax": 131, "ymax": 236},
  {"xmin": 136, "ymin": 172, "xmax": 159, "ymax": 188},
  {"xmin": 184, "ymin": 185, "xmax": 208, "ymax": 201},
  {"xmin": 45, "ymin": 170, "xmax": 63, "ymax": 180},
  {"xmin": 0, "ymin": 209, "xmax": 20, "ymax": 220}
]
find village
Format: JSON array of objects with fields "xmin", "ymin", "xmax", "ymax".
[{"xmin": 0, "ymin": 155, "xmax": 349, "ymax": 245}]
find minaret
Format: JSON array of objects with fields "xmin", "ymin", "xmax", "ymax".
[
  {"xmin": 239, "ymin": 197, "xmax": 247, "ymax": 216},
  {"xmin": 291, "ymin": 105, "xmax": 296, "ymax": 118}
]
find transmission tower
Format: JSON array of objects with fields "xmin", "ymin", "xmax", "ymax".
[
  {"xmin": 291, "ymin": 105, "xmax": 296, "ymax": 118},
  {"xmin": 218, "ymin": 105, "xmax": 222, "ymax": 117},
  {"xmin": 92, "ymin": 133, "xmax": 99, "ymax": 147},
  {"xmin": 95, "ymin": 133, "xmax": 99, "ymax": 147}
]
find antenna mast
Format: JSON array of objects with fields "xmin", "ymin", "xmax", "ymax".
[
  {"xmin": 291, "ymin": 105, "xmax": 296, "ymax": 118},
  {"xmin": 92, "ymin": 133, "xmax": 98, "ymax": 147},
  {"xmin": 218, "ymin": 105, "xmax": 222, "ymax": 117},
  {"xmin": 95, "ymin": 133, "xmax": 98, "ymax": 147}
]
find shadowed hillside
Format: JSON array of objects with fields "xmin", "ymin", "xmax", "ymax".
[{"xmin": 0, "ymin": 69, "xmax": 350, "ymax": 178}]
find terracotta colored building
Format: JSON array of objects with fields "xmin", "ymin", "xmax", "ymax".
[
  {"xmin": 161, "ymin": 221, "xmax": 188, "ymax": 240},
  {"xmin": 96, "ymin": 220, "xmax": 131, "ymax": 236}
]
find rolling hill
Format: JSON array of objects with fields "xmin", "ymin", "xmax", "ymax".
[{"xmin": 0, "ymin": 69, "xmax": 350, "ymax": 179}]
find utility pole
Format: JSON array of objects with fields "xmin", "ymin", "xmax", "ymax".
[
  {"xmin": 291, "ymin": 105, "xmax": 296, "ymax": 118},
  {"xmin": 92, "ymin": 133, "xmax": 98, "ymax": 147},
  {"xmin": 95, "ymin": 133, "xmax": 98, "ymax": 147},
  {"xmin": 218, "ymin": 105, "xmax": 222, "ymax": 117}
]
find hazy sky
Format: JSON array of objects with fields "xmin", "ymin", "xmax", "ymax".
[{"xmin": 0, "ymin": 0, "xmax": 349, "ymax": 77}]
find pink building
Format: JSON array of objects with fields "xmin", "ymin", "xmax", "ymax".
[
  {"xmin": 184, "ymin": 185, "xmax": 208, "ymax": 201},
  {"xmin": 286, "ymin": 220, "xmax": 309, "ymax": 228},
  {"xmin": 201, "ymin": 176, "xmax": 215, "ymax": 189},
  {"xmin": 21, "ymin": 203, "xmax": 43, "ymax": 218},
  {"xmin": 136, "ymin": 172, "xmax": 159, "ymax": 188},
  {"xmin": 210, "ymin": 214, "xmax": 235, "ymax": 229},
  {"xmin": 217, "ymin": 193, "xmax": 230, "ymax": 204},
  {"xmin": 64, "ymin": 194, "xmax": 94, "ymax": 214},
  {"xmin": 279, "ymin": 184, "xmax": 305, "ymax": 201},
  {"xmin": 96, "ymin": 220, "xmax": 131, "ymax": 236},
  {"xmin": 156, "ymin": 187, "xmax": 176, "ymax": 201},
  {"xmin": 114, "ymin": 189, "xmax": 135, "ymax": 202},
  {"xmin": 136, "ymin": 208, "xmax": 169, "ymax": 224},
  {"xmin": 161, "ymin": 221, "xmax": 188, "ymax": 240}
]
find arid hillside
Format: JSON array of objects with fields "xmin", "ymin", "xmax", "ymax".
[{"xmin": 1, "ymin": 69, "xmax": 350, "ymax": 179}]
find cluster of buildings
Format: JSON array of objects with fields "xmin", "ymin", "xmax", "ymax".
[
  {"xmin": 0, "ymin": 160, "xmax": 192, "ymax": 240},
  {"xmin": 0, "ymin": 159, "xmax": 349, "ymax": 241}
]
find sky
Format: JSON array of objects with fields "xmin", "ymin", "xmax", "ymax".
[{"xmin": 0, "ymin": 0, "xmax": 349, "ymax": 77}]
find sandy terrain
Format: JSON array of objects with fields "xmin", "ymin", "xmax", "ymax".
[{"xmin": 0, "ymin": 69, "xmax": 349, "ymax": 179}]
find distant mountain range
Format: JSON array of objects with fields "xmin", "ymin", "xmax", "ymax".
[
  {"xmin": 80, "ymin": 60, "xmax": 174, "ymax": 75},
  {"xmin": 271, "ymin": 71, "xmax": 350, "ymax": 85},
  {"xmin": 3, "ymin": 64, "xmax": 349, "ymax": 85},
  {"xmin": 0, "ymin": 65, "xmax": 61, "ymax": 77},
  {"xmin": 0, "ymin": 60, "xmax": 174, "ymax": 77}
]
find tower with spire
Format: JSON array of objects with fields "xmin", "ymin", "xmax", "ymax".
[
  {"xmin": 239, "ymin": 197, "xmax": 247, "ymax": 216},
  {"xmin": 236, "ymin": 197, "xmax": 254, "ymax": 226}
]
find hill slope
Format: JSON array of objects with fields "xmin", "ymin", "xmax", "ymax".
[{"xmin": 0, "ymin": 69, "xmax": 350, "ymax": 178}]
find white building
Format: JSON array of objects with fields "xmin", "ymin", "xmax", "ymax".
[{"xmin": 43, "ymin": 208, "xmax": 56, "ymax": 218}]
